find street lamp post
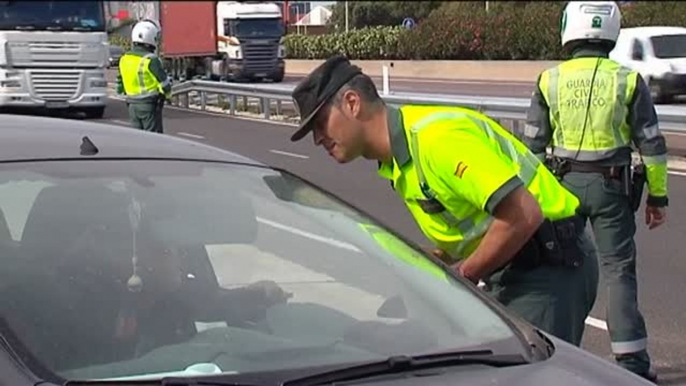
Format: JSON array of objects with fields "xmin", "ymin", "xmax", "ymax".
[{"xmin": 345, "ymin": 1, "xmax": 349, "ymax": 33}]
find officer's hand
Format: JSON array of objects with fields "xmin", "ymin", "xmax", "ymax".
[
  {"xmin": 645, "ymin": 205, "xmax": 667, "ymax": 230},
  {"xmin": 246, "ymin": 280, "xmax": 292, "ymax": 308},
  {"xmin": 430, "ymin": 248, "xmax": 453, "ymax": 265}
]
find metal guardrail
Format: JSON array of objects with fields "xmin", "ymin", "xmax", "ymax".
[{"xmin": 168, "ymin": 80, "xmax": 686, "ymax": 132}]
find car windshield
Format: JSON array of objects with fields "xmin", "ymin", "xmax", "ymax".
[
  {"xmin": 0, "ymin": 1, "xmax": 105, "ymax": 31},
  {"xmin": 236, "ymin": 18, "xmax": 284, "ymax": 38},
  {"xmin": 0, "ymin": 159, "xmax": 518, "ymax": 383},
  {"xmin": 650, "ymin": 33, "xmax": 686, "ymax": 59}
]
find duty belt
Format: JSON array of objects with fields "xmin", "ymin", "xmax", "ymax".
[
  {"xmin": 506, "ymin": 214, "xmax": 586, "ymax": 271},
  {"xmin": 567, "ymin": 162, "xmax": 624, "ymax": 179}
]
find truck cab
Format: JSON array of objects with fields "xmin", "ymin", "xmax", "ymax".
[
  {"xmin": 216, "ymin": 1, "xmax": 285, "ymax": 82},
  {"xmin": 610, "ymin": 26, "xmax": 686, "ymax": 103},
  {"xmin": 0, "ymin": 0, "xmax": 108, "ymax": 117}
]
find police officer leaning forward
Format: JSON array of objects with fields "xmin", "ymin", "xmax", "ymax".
[
  {"xmin": 516, "ymin": 2, "xmax": 667, "ymax": 382},
  {"xmin": 117, "ymin": 19, "xmax": 171, "ymax": 134},
  {"xmin": 289, "ymin": 55, "xmax": 599, "ymax": 346}
]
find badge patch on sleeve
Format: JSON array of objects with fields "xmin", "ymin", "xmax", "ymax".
[{"xmin": 454, "ymin": 161, "xmax": 468, "ymax": 178}]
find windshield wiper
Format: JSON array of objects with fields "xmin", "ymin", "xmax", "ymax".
[
  {"xmin": 14, "ymin": 25, "xmax": 35, "ymax": 30},
  {"xmin": 283, "ymin": 350, "xmax": 528, "ymax": 386},
  {"xmin": 65, "ymin": 377, "xmax": 260, "ymax": 386}
]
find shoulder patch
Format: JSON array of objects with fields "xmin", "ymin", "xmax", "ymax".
[{"xmin": 454, "ymin": 161, "xmax": 469, "ymax": 178}]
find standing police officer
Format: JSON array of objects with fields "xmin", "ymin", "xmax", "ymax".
[
  {"xmin": 517, "ymin": 1, "xmax": 667, "ymax": 382},
  {"xmin": 289, "ymin": 55, "xmax": 599, "ymax": 347},
  {"xmin": 117, "ymin": 19, "xmax": 171, "ymax": 133}
]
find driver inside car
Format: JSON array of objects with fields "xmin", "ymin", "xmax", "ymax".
[
  {"xmin": 105, "ymin": 225, "xmax": 293, "ymax": 359},
  {"xmin": 0, "ymin": 183, "xmax": 292, "ymax": 372}
]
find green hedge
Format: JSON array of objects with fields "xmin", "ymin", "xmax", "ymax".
[
  {"xmin": 108, "ymin": 35, "xmax": 132, "ymax": 50},
  {"xmin": 284, "ymin": 1, "xmax": 686, "ymax": 61},
  {"xmin": 284, "ymin": 26, "xmax": 403, "ymax": 60}
]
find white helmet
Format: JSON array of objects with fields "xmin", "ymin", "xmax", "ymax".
[
  {"xmin": 561, "ymin": 1, "xmax": 621, "ymax": 47},
  {"xmin": 131, "ymin": 19, "xmax": 161, "ymax": 48}
]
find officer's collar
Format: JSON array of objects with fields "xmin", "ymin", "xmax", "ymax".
[
  {"xmin": 386, "ymin": 105, "xmax": 411, "ymax": 167},
  {"xmin": 132, "ymin": 45, "xmax": 155, "ymax": 55},
  {"xmin": 572, "ymin": 46, "xmax": 610, "ymax": 59}
]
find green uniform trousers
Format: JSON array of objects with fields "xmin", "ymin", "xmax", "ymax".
[
  {"xmin": 127, "ymin": 100, "xmax": 164, "ymax": 134},
  {"xmin": 484, "ymin": 230, "xmax": 599, "ymax": 347},
  {"xmin": 562, "ymin": 170, "xmax": 652, "ymax": 376}
]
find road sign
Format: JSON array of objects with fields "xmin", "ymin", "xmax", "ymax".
[{"xmin": 402, "ymin": 17, "xmax": 415, "ymax": 30}]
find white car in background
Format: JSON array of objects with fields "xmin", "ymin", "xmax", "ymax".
[{"xmin": 610, "ymin": 26, "xmax": 686, "ymax": 103}]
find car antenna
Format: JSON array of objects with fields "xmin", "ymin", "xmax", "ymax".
[{"xmin": 80, "ymin": 136, "xmax": 99, "ymax": 156}]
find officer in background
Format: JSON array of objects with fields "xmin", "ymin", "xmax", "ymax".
[
  {"xmin": 117, "ymin": 19, "xmax": 171, "ymax": 133},
  {"xmin": 288, "ymin": 55, "xmax": 599, "ymax": 347},
  {"xmin": 516, "ymin": 1, "xmax": 667, "ymax": 382}
]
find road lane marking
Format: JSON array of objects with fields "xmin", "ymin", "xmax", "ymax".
[
  {"xmin": 585, "ymin": 316, "xmax": 608, "ymax": 331},
  {"xmin": 108, "ymin": 99, "xmax": 686, "ymax": 173},
  {"xmin": 256, "ymin": 216, "xmax": 361, "ymax": 253},
  {"xmin": 269, "ymin": 149, "xmax": 310, "ymax": 159},
  {"xmin": 177, "ymin": 132, "xmax": 205, "ymax": 139},
  {"xmin": 109, "ymin": 119, "xmax": 130, "ymax": 126}
]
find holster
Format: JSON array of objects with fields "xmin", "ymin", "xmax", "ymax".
[
  {"xmin": 545, "ymin": 157, "xmax": 571, "ymax": 180},
  {"xmin": 630, "ymin": 163, "xmax": 647, "ymax": 212},
  {"xmin": 509, "ymin": 215, "xmax": 585, "ymax": 271}
]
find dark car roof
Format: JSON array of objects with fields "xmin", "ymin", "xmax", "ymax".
[{"xmin": 0, "ymin": 114, "xmax": 265, "ymax": 166}]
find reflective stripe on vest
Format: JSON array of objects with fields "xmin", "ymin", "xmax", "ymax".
[
  {"xmin": 359, "ymin": 223, "xmax": 447, "ymax": 280},
  {"xmin": 408, "ymin": 112, "xmax": 540, "ymax": 257},
  {"xmin": 120, "ymin": 53, "xmax": 162, "ymax": 101},
  {"xmin": 541, "ymin": 58, "xmax": 637, "ymax": 161}
]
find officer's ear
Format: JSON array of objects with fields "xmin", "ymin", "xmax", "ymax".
[{"xmin": 340, "ymin": 89, "xmax": 362, "ymax": 120}]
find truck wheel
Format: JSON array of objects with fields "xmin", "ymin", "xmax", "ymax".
[
  {"xmin": 272, "ymin": 71, "xmax": 285, "ymax": 83},
  {"xmin": 83, "ymin": 106, "xmax": 105, "ymax": 119}
]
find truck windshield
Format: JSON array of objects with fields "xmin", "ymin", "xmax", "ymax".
[
  {"xmin": 650, "ymin": 34, "xmax": 686, "ymax": 59},
  {"xmin": 236, "ymin": 18, "xmax": 284, "ymax": 38},
  {"xmin": 0, "ymin": 0, "xmax": 105, "ymax": 31}
]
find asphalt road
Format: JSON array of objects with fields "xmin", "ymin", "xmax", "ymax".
[
  {"xmin": 95, "ymin": 99, "xmax": 686, "ymax": 385},
  {"xmin": 105, "ymin": 69, "xmax": 686, "ymax": 153},
  {"xmin": 284, "ymin": 75, "xmax": 539, "ymax": 98},
  {"xmin": 282, "ymin": 75, "xmax": 686, "ymax": 155}
]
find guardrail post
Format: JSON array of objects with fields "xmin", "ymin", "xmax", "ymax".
[
  {"xmin": 200, "ymin": 91, "xmax": 207, "ymax": 111},
  {"xmin": 262, "ymin": 98, "xmax": 271, "ymax": 120},
  {"xmin": 230, "ymin": 95, "xmax": 237, "ymax": 116},
  {"xmin": 242, "ymin": 96, "xmax": 248, "ymax": 111},
  {"xmin": 183, "ymin": 92, "xmax": 190, "ymax": 108},
  {"xmin": 276, "ymin": 100, "xmax": 282, "ymax": 116},
  {"xmin": 172, "ymin": 95, "xmax": 179, "ymax": 106}
]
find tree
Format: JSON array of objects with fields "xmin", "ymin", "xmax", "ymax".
[{"xmin": 328, "ymin": 1, "xmax": 443, "ymax": 31}]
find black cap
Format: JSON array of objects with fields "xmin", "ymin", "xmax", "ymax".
[{"xmin": 290, "ymin": 55, "xmax": 362, "ymax": 142}]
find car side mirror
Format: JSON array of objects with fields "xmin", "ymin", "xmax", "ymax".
[{"xmin": 632, "ymin": 49, "xmax": 644, "ymax": 61}]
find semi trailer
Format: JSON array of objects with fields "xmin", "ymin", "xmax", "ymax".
[{"xmin": 159, "ymin": 1, "xmax": 286, "ymax": 83}]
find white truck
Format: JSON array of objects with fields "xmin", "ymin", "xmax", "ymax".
[
  {"xmin": 610, "ymin": 26, "xmax": 686, "ymax": 104},
  {"xmin": 161, "ymin": 1, "xmax": 286, "ymax": 83},
  {"xmin": 0, "ymin": 0, "xmax": 109, "ymax": 118}
]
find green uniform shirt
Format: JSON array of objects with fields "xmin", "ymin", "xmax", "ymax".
[{"xmin": 378, "ymin": 105, "xmax": 580, "ymax": 262}]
